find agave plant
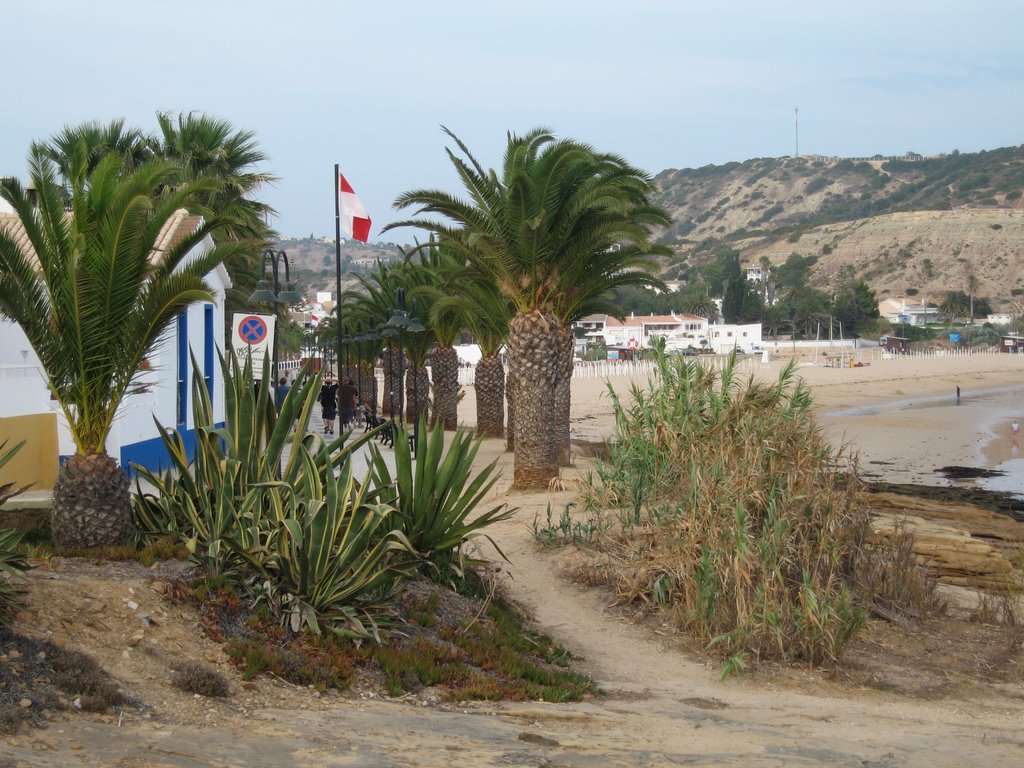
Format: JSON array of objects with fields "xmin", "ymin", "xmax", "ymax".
[
  {"xmin": 0, "ymin": 528, "xmax": 31, "ymax": 626},
  {"xmin": 227, "ymin": 439, "xmax": 416, "ymax": 638},
  {"xmin": 131, "ymin": 350, "xmax": 380, "ymax": 577},
  {"xmin": 0, "ymin": 438, "xmax": 33, "ymax": 507},
  {"xmin": 367, "ymin": 420, "xmax": 516, "ymax": 571}
]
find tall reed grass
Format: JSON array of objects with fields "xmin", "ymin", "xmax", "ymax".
[{"xmin": 580, "ymin": 352, "xmax": 872, "ymax": 666}]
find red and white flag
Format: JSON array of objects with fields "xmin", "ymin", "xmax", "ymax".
[{"xmin": 336, "ymin": 169, "xmax": 371, "ymax": 242}]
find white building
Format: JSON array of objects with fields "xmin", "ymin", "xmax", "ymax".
[
  {"xmin": 574, "ymin": 312, "xmax": 764, "ymax": 355},
  {"xmin": 0, "ymin": 210, "xmax": 232, "ymax": 488},
  {"xmin": 878, "ymin": 297, "xmax": 939, "ymax": 326}
]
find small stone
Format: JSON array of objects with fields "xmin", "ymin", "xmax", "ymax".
[
  {"xmin": 518, "ymin": 732, "xmax": 560, "ymax": 747},
  {"xmin": 19, "ymin": 698, "xmax": 32, "ymax": 709},
  {"xmin": 127, "ymin": 632, "xmax": 145, "ymax": 647},
  {"xmin": 125, "ymin": 600, "xmax": 139, "ymax": 611},
  {"xmin": 9, "ymin": 649, "xmax": 21, "ymax": 659},
  {"xmin": 36, "ymin": 651, "xmax": 46, "ymax": 661}
]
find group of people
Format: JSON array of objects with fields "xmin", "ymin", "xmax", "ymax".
[
  {"xmin": 317, "ymin": 376, "xmax": 359, "ymax": 434},
  {"xmin": 272, "ymin": 373, "xmax": 364, "ymax": 435}
]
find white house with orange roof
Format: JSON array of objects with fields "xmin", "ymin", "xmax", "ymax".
[
  {"xmin": 575, "ymin": 312, "xmax": 763, "ymax": 355},
  {"xmin": 878, "ymin": 297, "xmax": 938, "ymax": 326},
  {"xmin": 0, "ymin": 208, "xmax": 232, "ymax": 491}
]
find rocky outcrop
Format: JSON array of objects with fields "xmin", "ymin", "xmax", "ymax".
[{"xmin": 867, "ymin": 491, "xmax": 1023, "ymax": 590}]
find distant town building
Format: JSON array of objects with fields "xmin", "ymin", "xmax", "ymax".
[{"xmin": 878, "ymin": 297, "xmax": 939, "ymax": 326}]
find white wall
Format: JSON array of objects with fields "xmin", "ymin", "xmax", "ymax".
[{"xmin": 0, "ymin": 228, "xmax": 231, "ymax": 467}]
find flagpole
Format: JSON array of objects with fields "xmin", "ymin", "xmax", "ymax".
[{"xmin": 333, "ymin": 163, "xmax": 344, "ymax": 380}]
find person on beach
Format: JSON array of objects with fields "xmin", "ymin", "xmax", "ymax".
[
  {"xmin": 1012, "ymin": 420, "xmax": 1020, "ymax": 436},
  {"xmin": 319, "ymin": 376, "xmax": 339, "ymax": 434}
]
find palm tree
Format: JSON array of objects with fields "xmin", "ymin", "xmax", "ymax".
[
  {"xmin": 550, "ymin": 244, "xmax": 667, "ymax": 464},
  {"xmin": 151, "ymin": 112, "xmax": 277, "ymax": 242},
  {"xmin": 425, "ymin": 252, "xmax": 513, "ymax": 436},
  {"xmin": 150, "ymin": 112, "xmax": 278, "ymax": 322},
  {"xmin": 344, "ymin": 259, "xmax": 409, "ymax": 417},
  {"xmin": 33, "ymin": 118, "xmax": 152, "ymax": 184},
  {"xmin": 386, "ymin": 127, "xmax": 669, "ymax": 488},
  {"xmin": 0, "ymin": 147, "xmax": 247, "ymax": 549},
  {"xmin": 407, "ymin": 241, "xmax": 466, "ymax": 430}
]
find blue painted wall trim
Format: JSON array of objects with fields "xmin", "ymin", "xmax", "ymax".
[{"xmin": 59, "ymin": 421, "xmax": 226, "ymax": 477}]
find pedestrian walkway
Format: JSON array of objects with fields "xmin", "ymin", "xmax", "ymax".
[{"xmin": 292, "ymin": 413, "xmax": 400, "ymax": 480}]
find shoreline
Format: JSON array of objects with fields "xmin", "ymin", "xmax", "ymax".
[{"xmin": 557, "ymin": 353, "xmax": 1024, "ymax": 491}]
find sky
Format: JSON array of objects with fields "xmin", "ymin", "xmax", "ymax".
[{"xmin": 4, "ymin": 1, "xmax": 1023, "ymax": 243}]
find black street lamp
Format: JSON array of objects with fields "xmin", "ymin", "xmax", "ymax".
[
  {"xmin": 381, "ymin": 289, "xmax": 425, "ymax": 452},
  {"xmin": 248, "ymin": 249, "xmax": 301, "ymax": 381}
]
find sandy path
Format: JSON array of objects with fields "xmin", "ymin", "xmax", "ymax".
[{"xmin": 5, "ymin": 352, "xmax": 1024, "ymax": 766}]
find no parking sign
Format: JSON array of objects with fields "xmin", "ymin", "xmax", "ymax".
[{"xmin": 231, "ymin": 313, "xmax": 276, "ymax": 370}]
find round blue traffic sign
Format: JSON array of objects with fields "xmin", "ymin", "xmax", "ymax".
[{"xmin": 238, "ymin": 315, "xmax": 268, "ymax": 345}]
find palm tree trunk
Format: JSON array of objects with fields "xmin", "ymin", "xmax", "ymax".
[
  {"xmin": 507, "ymin": 309, "xmax": 559, "ymax": 489},
  {"xmin": 51, "ymin": 451, "xmax": 133, "ymax": 549},
  {"xmin": 475, "ymin": 354, "xmax": 505, "ymax": 438},
  {"xmin": 406, "ymin": 364, "xmax": 431, "ymax": 425},
  {"xmin": 505, "ymin": 367, "xmax": 515, "ymax": 452},
  {"xmin": 553, "ymin": 325, "xmax": 575, "ymax": 466},
  {"xmin": 355, "ymin": 362, "xmax": 377, "ymax": 417},
  {"xmin": 430, "ymin": 345, "xmax": 459, "ymax": 430},
  {"xmin": 380, "ymin": 346, "xmax": 404, "ymax": 417}
]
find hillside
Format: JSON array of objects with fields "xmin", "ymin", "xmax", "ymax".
[
  {"xmin": 271, "ymin": 237, "xmax": 402, "ymax": 298},
  {"xmin": 654, "ymin": 147, "xmax": 1024, "ymax": 309}
]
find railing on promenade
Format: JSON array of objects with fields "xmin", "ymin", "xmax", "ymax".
[{"xmin": 453, "ymin": 345, "xmax": 1010, "ymax": 387}]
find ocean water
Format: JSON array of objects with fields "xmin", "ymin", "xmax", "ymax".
[
  {"xmin": 829, "ymin": 384, "xmax": 1024, "ymax": 497},
  {"xmin": 966, "ymin": 387, "xmax": 1024, "ymax": 497}
]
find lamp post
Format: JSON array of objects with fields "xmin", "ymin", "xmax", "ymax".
[
  {"xmin": 248, "ymin": 249, "xmax": 301, "ymax": 381},
  {"xmin": 406, "ymin": 298, "xmax": 426, "ymax": 436},
  {"xmin": 381, "ymin": 289, "xmax": 425, "ymax": 452}
]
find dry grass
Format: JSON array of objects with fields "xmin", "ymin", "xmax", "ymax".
[{"xmin": 573, "ymin": 352, "xmax": 946, "ymax": 670}]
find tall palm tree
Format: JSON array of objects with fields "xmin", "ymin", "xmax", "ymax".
[
  {"xmin": 344, "ymin": 259, "xmax": 408, "ymax": 417},
  {"xmin": 428, "ymin": 249, "xmax": 516, "ymax": 436},
  {"xmin": 550, "ymin": 243, "xmax": 668, "ymax": 464},
  {"xmin": 407, "ymin": 240, "xmax": 470, "ymax": 430},
  {"xmin": 0, "ymin": 147, "xmax": 248, "ymax": 549},
  {"xmin": 151, "ymin": 111, "xmax": 277, "ymax": 242},
  {"xmin": 150, "ymin": 112, "xmax": 278, "ymax": 321},
  {"xmin": 36, "ymin": 115, "xmax": 277, "ymax": 328},
  {"xmin": 33, "ymin": 118, "xmax": 152, "ymax": 184},
  {"xmin": 386, "ymin": 127, "xmax": 669, "ymax": 488},
  {"xmin": 462, "ymin": 282, "xmax": 513, "ymax": 440}
]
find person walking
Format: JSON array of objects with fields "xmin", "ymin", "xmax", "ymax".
[
  {"xmin": 274, "ymin": 376, "xmax": 291, "ymax": 413},
  {"xmin": 319, "ymin": 376, "xmax": 339, "ymax": 434},
  {"xmin": 1012, "ymin": 419, "xmax": 1020, "ymax": 437},
  {"xmin": 338, "ymin": 377, "xmax": 358, "ymax": 431}
]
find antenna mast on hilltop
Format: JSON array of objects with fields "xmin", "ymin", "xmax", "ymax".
[{"xmin": 794, "ymin": 107, "xmax": 799, "ymax": 158}]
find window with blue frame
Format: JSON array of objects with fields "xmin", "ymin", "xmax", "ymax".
[
  {"xmin": 204, "ymin": 304, "xmax": 214, "ymax": 400},
  {"xmin": 176, "ymin": 311, "xmax": 188, "ymax": 425}
]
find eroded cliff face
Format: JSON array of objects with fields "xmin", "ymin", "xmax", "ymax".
[
  {"xmin": 736, "ymin": 208, "xmax": 1024, "ymax": 305},
  {"xmin": 655, "ymin": 149, "xmax": 1024, "ymax": 307}
]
